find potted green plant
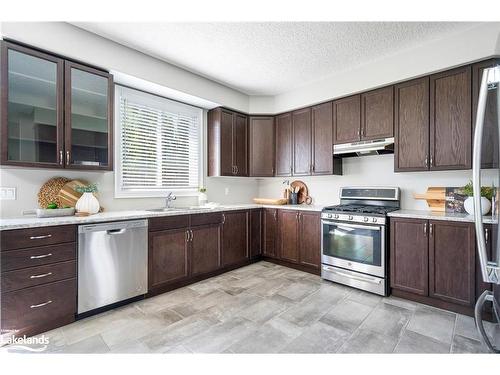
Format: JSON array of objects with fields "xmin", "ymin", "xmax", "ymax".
[
  {"xmin": 75, "ymin": 183, "xmax": 100, "ymax": 215},
  {"xmin": 462, "ymin": 181, "xmax": 493, "ymax": 215}
]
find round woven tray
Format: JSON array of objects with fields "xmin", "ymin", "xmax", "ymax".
[{"xmin": 38, "ymin": 177, "xmax": 71, "ymax": 209}]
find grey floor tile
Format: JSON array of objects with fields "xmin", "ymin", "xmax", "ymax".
[
  {"xmin": 244, "ymin": 277, "xmax": 291, "ymax": 298},
  {"xmin": 347, "ymin": 289, "xmax": 383, "ymax": 307},
  {"xmin": 109, "ymin": 340, "xmax": 152, "ymax": 353},
  {"xmin": 359, "ymin": 303, "xmax": 412, "ymax": 337},
  {"xmin": 454, "ymin": 314, "xmax": 496, "ymax": 342},
  {"xmin": 229, "ymin": 324, "xmax": 294, "ymax": 353},
  {"xmin": 237, "ymin": 294, "xmax": 294, "ymax": 323},
  {"xmin": 394, "ymin": 330, "xmax": 450, "ymax": 353},
  {"xmin": 277, "ymin": 279, "xmax": 320, "ymax": 302},
  {"xmin": 55, "ymin": 335, "xmax": 110, "ymax": 354},
  {"xmin": 406, "ymin": 306, "xmax": 456, "ymax": 344},
  {"xmin": 451, "ymin": 334, "xmax": 490, "ymax": 353},
  {"xmin": 382, "ymin": 296, "xmax": 419, "ymax": 311},
  {"xmin": 320, "ymin": 299, "xmax": 374, "ymax": 333},
  {"xmin": 171, "ymin": 290, "xmax": 234, "ymax": 318},
  {"xmin": 339, "ymin": 328, "xmax": 399, "ymax": 353},
  {"xmin": 281, "ymin": 321, "xmax": 350, "ymax": 353}
]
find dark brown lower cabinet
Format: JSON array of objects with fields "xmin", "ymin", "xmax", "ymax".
[
  {"xmin": 222, "ymin": 211, "xmax": 249, "ymax": 267},
  {"xmin": 149, "ymin": 228, "xmax": 190, "ymax": 289},
  {"xmin": 278, "ymin": 210, "xmax": 300, "ymax": 263},
  {"xmin": 390, "ymin": 217, "xmax": 478, "ymax": 316},
  {"xmin": 263, "ymin": 208, "xmax": 278, "ymax": 258},
  {"xmin": 190, "ymin": 224, "xmax": 221, "ymax": 277},
  {"xmin": 249, "ymin": 209, "xmax": 262, "ymax": 258},
  {"xmin": 298, "ymin": 212, "xmax": 321, "ymax": 270}
]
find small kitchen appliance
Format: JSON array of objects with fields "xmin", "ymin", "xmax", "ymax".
[{"xmin": 321, "ymin": 186, "xmax": 400, "ymax": 296}]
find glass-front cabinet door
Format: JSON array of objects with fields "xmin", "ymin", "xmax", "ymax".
[
  {"xmin": 2, "ymin": 43, "xmax": 64, "ymax": 166},
  {"xmin": 65, "ymin": 61, "xmax": 112, "ymax": 170}
]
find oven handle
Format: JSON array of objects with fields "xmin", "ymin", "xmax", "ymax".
[
  {"xmin": 322, "ymin": 266, "xmax": 382, "ymax": 285},
  {"xmin": 321, "ymin": 220, "xmax": 381, "ymax": 231}
]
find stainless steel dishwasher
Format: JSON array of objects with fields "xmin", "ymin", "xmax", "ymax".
[{"xmin": 78, "ymin": 219, "xmax": 148, "ymax": 314}]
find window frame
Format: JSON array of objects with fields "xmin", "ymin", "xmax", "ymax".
[{"xmin": 114, "ymin": 85, "xmax": 204, "ymax": 198}]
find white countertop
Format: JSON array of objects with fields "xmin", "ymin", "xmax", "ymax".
[
  {"xmin": 388, "ymin": 209, "xmax": 498, "ymax": 224},
  {"xmin": 0, "ymin": 203, "xmax": 324, "ymax": 231}
]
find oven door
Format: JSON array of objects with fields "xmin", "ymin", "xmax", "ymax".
[{"xmin": 321, "ymin": 220, "xmax": 385, "ymax": 277}]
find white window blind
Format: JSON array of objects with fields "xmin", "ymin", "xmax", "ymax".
[{"xmin": 115, "ymin": 86, "xmax": 202, "ymax": 197}]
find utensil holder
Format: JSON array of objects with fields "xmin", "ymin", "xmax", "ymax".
[{"xmin": 290, "ymin": 192, "xmax": 298, "ymax": 205}]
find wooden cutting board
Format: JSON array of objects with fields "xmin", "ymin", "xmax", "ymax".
[
  {"xmin": 57, "ymin": 179, "xmax": 87, "ymax": 208},
  {"xmin": 253, "ymin": 198, "xmax": 288, "ymax": 205},
  {"xmin": 414, "ymin": 187, "xmax": 446, "ymax": 212},
  {"xmin": 38, "ymin": 177, "xmax": 71, "ymax": 209}
]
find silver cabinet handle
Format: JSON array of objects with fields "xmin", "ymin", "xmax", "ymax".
[
  {"xmin": 485, "ymin": 228, "xmax": 489, "ymax": 243},
  {"xmin": 30, "ymin": 234, "xmax": 52, "ymax": 240},
  {"xmin": 430, "ymin": 155, "xmax": 433, "ymax": 167},
  {"xmin": 30, "ymin": 253, "xmax": 52, "ymax": 259},
  {"xmin": 30, "ymin": 300, "xmax": 52, "ymax": 309},
  {"xmin": 423, "ymin": 222, "xmax": 427, "ymax": 236},
  {"xmin": 190, "ymin": 229, "xmax": 194, "ymax": 242},
  {"xmin": 429, "ymin": 223, "xmax": 433, "ymax": 235},
  {"xmin": 185, "ymin": 230, "xmax": 189, "ymax": 242},
  {"xmin": 236, "ymin": 166, "xmax": 239, "ymax": 174},
  {"xmin": 424, "ymin": 156, "xmax": 428, "ymax": 168},
  {"xmin": 30, "ymin": 272, "xmax": 52, "ymax": 279},
  {"xmin": 59, "ymin": 150, "xmax": 63, "ymax": 165},
  {"xmin": 66, "ymin": 150, "xmax": 70, "ymax": 165},
  {"xmin": 274, "ymin": 210, "xmax": 277, "ymax": 220},
  {"xmin": 222, "ymin": 213, "xmax": 226, "ymax": 225},
  {"xmin": 106, "ymin": 228, "xmax": 127, "ymax": 235}
]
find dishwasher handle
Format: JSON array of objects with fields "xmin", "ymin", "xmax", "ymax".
[{"xmin": 107, "ymin": 228, "xmax": 127, "ymax": 235}]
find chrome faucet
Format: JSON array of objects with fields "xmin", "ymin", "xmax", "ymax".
[{"xmin": 165, "ymin": 192, "xmax": 177, "ymax": 208}]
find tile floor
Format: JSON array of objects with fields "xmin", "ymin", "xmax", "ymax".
[{"xmin": 5, "ymin": 261, "xmax": 499, "ymax": 354}]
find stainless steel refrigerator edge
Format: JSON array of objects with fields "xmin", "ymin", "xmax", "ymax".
[
  {"xmin": 78, "ymin": 220, "xmax": 148, "ymax": 314},
  {"xmin": 473, "ymin": 65, "xmax": 500, "ymax": 352}
]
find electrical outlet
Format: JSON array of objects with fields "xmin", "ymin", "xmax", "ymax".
[
  {"xmin": 0, "ymin": 187, "xmax": 16, "ymax": 200},
  {"xmin": 224, "ymin": 187, "xmax": 229, "ymax": 196}
]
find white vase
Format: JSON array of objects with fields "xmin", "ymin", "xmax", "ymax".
[
  {"xmin": 464, "ymin": 196, "xmax": 492, "ymax": 216},
  {"xmin": 198, "ymin": 192, "xmax": 208, "ymax": 206},
  {"xmin": 75, "ymin": 192, "xmax": 100, "ymax": 214}
]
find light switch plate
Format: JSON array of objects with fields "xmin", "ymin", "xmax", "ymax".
[{"xmin": 0, "ymin": 187, "xmax": 16, "ymax": 200}]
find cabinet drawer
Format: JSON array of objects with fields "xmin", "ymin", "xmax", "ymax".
[
  {"xmin": 1, "ymin": 278, "xmax": 76, "ymax": 335},
  {"xmin": 1, "ymin": 225, "xmax": 76, "ymax": 251},
  {"xmin": 1, "ymin": 243, "xmax": 76, "ymax": 272},
  {"xmin": 149, "ymin": 215, "xmax": 190, "ymax": 232},
  {"xmin": 2, "ymin": 260, "xmax": 76, "ymax": 293},
  {"xmin": 190, "ymin": 212, "xmax": 223, "ymax": 227}
]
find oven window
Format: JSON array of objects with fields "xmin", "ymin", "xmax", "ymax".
[{"xmin": 323, "ymin": 223, "xmax": 382, "ymax": 266}]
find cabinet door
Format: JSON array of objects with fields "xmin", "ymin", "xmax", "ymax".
[
  {"xmin": 190, "ymin": 224, "xmax": 221, "ymax": 276},
  {"xmin": 430, "ymin": 66, "xmax": 472, "ymax": 170},
  {"xmin": 249, "ymin": 116, "xmax": 274, "ymax": 176},
  {"xmin": 64, "ymin": 61, "xmax": 113, "ymax": 170},
  {"xmin": 298, "ymin": 212, "xmax": 320, "ymax": 269},
  {"xmin": 222, "ymin": 211, "xmax": 249, "ymax": 267},
  {"xmin": 149, "ymin": 228, "xmax": 189, "ymax": 289},
  {"xmin": 263, "ymin": 208, "xmax": 278, "ymax": 258},
  {"xmin": 1, "ymin": 42, "xmax": 64, "ymax": 167},
  {"xmin": 390, "ymin": 218, "xmax": 429, "ymax": 295},
  {"xmin": 333, "ymin": 95, "xmax": 361, "ymax": 144},
  {"xmin": 429, "ymin": 221, "xmax": 475, "ymax": 306},
  {"xmin": 472, "ymin": 59, "xmax": 499, "ymax": 169},
  {"xmin": 220, "ymin": 109, "xmax": 234, "ymax": 176},
  {"xmin": 394, "ymin": 77, "xmax": 430, "ymax": 172},
  {"xmin": 292, "ymin": 107, "xmax": 312, "ymax": 176},
  {"xmin": 249, "ymin": 209, "xmax": 262, "ymax": 258},
  {"xmin": 278, "ymin": 210, "xmax": 299, "ymax": 263},
  {"xmin": 275, "ymin": 113, "xmax": 292, "ymax": 176},
  {"xmin": 233, "ymin": 113, "xmax": 248, "ymax": 176},
  {"xmin": 361, "ymin": 86, "xmax": 394, "ymax": 140},
  {"xmin": 311, "ymin": 102, "xmax": 333, "ymax": 175}
]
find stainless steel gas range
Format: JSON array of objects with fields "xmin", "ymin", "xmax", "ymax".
[{"xmin": 321, "ymin": 186, "xmax": 400, "ymax": 296}]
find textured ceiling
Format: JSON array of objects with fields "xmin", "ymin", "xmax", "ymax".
[{"xmin": 74, "ymin": 22, "xmax": 481, "ymax": 95}]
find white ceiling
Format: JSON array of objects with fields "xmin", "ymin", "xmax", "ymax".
[{"xmin": 73, "ymin": 22, "xmax": 481, "ymax": 96}]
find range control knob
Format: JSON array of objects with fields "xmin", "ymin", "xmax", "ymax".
[
  {"xmin": 327, "ymin": 214, "xmax": 333, "ymax": 219},
  {"xmin": 348, "ymin": 215, "xmax": 353, "ymax": 220},
  {"xmin": 364, "ymin": 217, "xmax": 369, "ymax": 222},
  {"xmin": 372, "ymin": 217, "xmax": 378, "ymax": 223},
  {"xmin": 334, "ymin": 214, "xmax": 339, "ymax": 219}
]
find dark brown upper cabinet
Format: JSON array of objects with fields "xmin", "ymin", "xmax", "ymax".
[
  {"xmin": 207, "ymin": 108, "xmax": 248, "ymax": 177},
  {"xmin": 361, "ymin": 86, "xmax": 394, "ymax": 140},
  {"xmin": 1, "ymin": 41, "xmax": 113, "ymax": 170},
  {"xmin": 394, "ymin": 77, "xmax": 430, "ymax": 172},
  {"xmin": 64, "ymin": 61, "xmax": 113, "ymax": 170},
  {"xmin": 292, "ymin": 107, "xmax": 312, "ymax": 176},
  {"xmin": 249, "ymin": 116, "xmax": 275, "ymax": 176},
  {"xmin": 333, "ymin": 94, "xmax": 361, "ymax": 144},
  {"xmin": 472, "ymin": 59, "xmax": 499, "ymax": 169},
  {"xmin": 311, "ymin": 102, "xmax": 334, "ymax": 175},
  {"xmin": 275, "ymin": 112, "xmax": 293, "ymax": 176},
  {"xmin": 430, "ymin": 66, "xmax": 472, "ymax": 170}
]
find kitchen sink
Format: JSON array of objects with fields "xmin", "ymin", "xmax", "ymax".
[{"xmin": 146, "ymin": 206, "xmax": 213, "ymax": 212}]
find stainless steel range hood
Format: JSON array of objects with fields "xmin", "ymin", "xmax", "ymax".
[{"xmin": 333, "ymin": 137, "xmax": 394, "ymax": 157}]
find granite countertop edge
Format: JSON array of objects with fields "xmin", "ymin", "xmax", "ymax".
[
  {"xmin": 0, "ymin": 203, "xmax": 325, "ymax": 231},
  {"xmin": 388, "ymin": 209, "xmax": 498, "ymax": 224}
]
